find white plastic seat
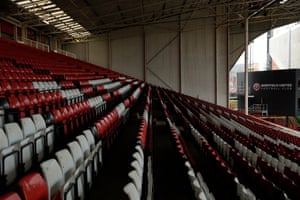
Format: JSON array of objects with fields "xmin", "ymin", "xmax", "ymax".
[
  {"xmin": 4, "ymin": 123, "xmax": 33, "ymax": 179},
  {"xmin": 40, "ymin": 159, "xmax": 64, "ymax": 200},
  {"xmin": 76, "ymin": 135, "xmax": 90, "ymax": 159},
  {"xmin": 55, "ymin": 149, "xmax": 76, "ymax": 200},
  {"xmin": 0, "ymin": 128, "xmax": 19, "ymax": 186},
  {"xmin": 83, "ymin": 130, "xmax": 99, "ymax": 175},
  {"xmin": 67, "ymin": 141, "xmax": 85, "ymax": 200},
  {"xmin": 76, "ymin": 135, "xmax": 93, "ymax": 189},
  {"xmin": 20, "ymin": 117, "xmax": 37, "ymax": 165},
  {"xmin": 128, "ymin": 170, "xmax": 142, "ymax": 195},
  {"xmin": 135, "ymin": 145, "xmax": 144, "ymax": 160},
  {"xmin": 124, "ymin": 182, "xmax": 140, "ymax": 200},
  {"xmin": 132, "ymin": 152, "xmax": 143, "ymax": 169},
  {"xmin": 31, "ymin": 114, "xmax": 47, "ymax": 161},
  {"xmin": 131, "ymin": 160, "xmax": 143, "ymax": 178}
]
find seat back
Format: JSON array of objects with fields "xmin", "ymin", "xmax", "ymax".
[
  {"xmin": 18, "ymin": 172, "xmax": 48, "ymax": 200},
  {"xmin": 55, "ymin": 149, "xmax": 75, "ymax": 182},
  {"xmin": 82, "ymin": 130, "xmax": 95, "ymax": 151},
  {"xmin": 4, "ymin": 123, "xmax": 23, "ymax": 146},
  {"xmin": 20, "ymin": 118, "xmax": 36, "ymax": 138},
  {"xmin": 76, "ymin": 135, "xmax": 90, "ymax": 159},
  {"xmin": 67, "ymin": 141, "xmax": 83, "ymax": 168},
  {"xmin": 0, "ymin": 192, "xmax": 22, "ymax": 200},
  {"xmin": 40, "ymin": 159, "xmax": 64, "ymax": 200},
  {"xmin": 0, "ymin": 128, "xmax": 8, "ymax": 150},
  {"xmin": 31, "ymin": 114, "xmax": 46, "ymax": 162},
  {"xmin": 123, "ymin": 182, "xmax": 139, "ymax": 200},
  {"xmin": 3, "ymin": 123, "xmax": 24, "ymax": 184}
]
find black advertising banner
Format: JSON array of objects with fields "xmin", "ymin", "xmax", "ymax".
[{"xmin": 237, "ymin": 70, "xmax": 296, "ymax": 116}]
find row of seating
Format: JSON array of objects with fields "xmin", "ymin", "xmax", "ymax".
[
  {"xmin": 158, "ymin": 88, "xmax": 237, "ymax": 200},
  {"xmin": 0, "ymin": 114, "xmax": 54, "ymax": 188},
  {"xmin": 162, "ymin": 97, "xmax": 207, "ymax": 200},
  {"xmin": 0, "ymin": 130, "xmax": 99, "ymax": 200},
  {"xmin": 189, "ymin": 98, "xmax": 300, "ymax": 192},
  {"xmin": 123, "ymin": 85, "xmax": 151, "ymax": 200},
  {"xmin": 161, "ymin": 88, "xmax": 300, "ymax": 199},
  {"xmin": 0, "ymin": 83, "xmax": 145, "ymax": 199}
]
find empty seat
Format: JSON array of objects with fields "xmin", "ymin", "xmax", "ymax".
[
  {"xmin": 83, "ymin": 129, "xmax": 101, "ymax": 175},
  {"xmin": 55, "ymin": 149, "xmax": 76, "ymax": 200},
  {"xmin": 5, "ymin": 122, "xmax": 34, "ymax": 174},
  {"xmin": 18, "ymin": 172, "xmax": 48, "ymax": 200},
  {"xmin": 40, "ymin": 159, "xmax": 64, "ymax": 200},
  {"xmin": 0, "ymin": 192, "xmax": 22, "ymax": 200},
  {"xmin": 20, "ymin": 117, "xmax": 37, "ymax": 163},
  {"xmin": 76, "ymin": 135, "xmax": 93, "ymax": 189},
  {"xmin": 0, "ymin": 128, "xmax": 18, "ymax": 188},
  {"xmin": 67, "ymin": 141, "xmax": 85, "ymax": 200},
  {"xmin": 2, "ymin": 123, "xmax": 24, "ymax": 185},
  {"xmin": 123, "ymin": 182, "xmax": 139, "ymax": 200}
]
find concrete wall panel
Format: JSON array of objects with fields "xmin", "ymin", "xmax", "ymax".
[
  {"xmin": 111, "ymin": 34, "xmax": 144, "ymax": 79},
  {"xmin": 88, "ymin": 39, "xmax": 108, "ymax": 68},
  {"xmin": 146, "ymin": 27, "xmax": 179, "ymax": 91},
  {"xmin": 181, "ymin": 20, "xmax": 216, "ymax": 103}
]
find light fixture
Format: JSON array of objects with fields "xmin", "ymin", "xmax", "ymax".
[
  {"xmin": 280, "ymin": 0, "xmax": 289, "ymax": 4},
  {"xmin": 10, "ymin": 0, "xmax": 91, "ymax": 39}
]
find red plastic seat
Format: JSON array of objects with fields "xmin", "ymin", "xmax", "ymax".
[
  {"xmin": 0, "ymin": 192, "xmax": 22, "ymax": 200},
  {"xmin": 18, "ymin": 172, "xmax": 48, "ymax": 200}
]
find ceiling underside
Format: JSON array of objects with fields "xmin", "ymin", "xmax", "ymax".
[{"xmin": 2, "ymin": 0, "xmax": 300, "ymax": 41}]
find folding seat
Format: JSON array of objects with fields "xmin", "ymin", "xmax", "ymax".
[
  {"xmin": 40, "ymin": 159, "xmax": 64, "ymax": 200},
  {"xmin": 9, "ymin": 81, "xmax": 21, "ymax": 94},
  {"xmin": 128, "ymin": 170, "xmax": 142, "ymax": 195},
  {"xmin": 0, "ymin": 192, "xmax": 22, "ymax": 200},
  {"xmin": 55, "ymin": 149, "xmax": 76, "ymax": 200},
  {"xmin": 132, "ymin": 152, "xmax": 144, "ymax": 169},
  {"xmin": 19, "ymin": 82, "xmax": 36, "ymax": 94},
  {"xmin": 44, "ymin": 92, "xmax": 54, "ymax": 111},
  {"xmin": 20, "ymin": 117, "xmax": 38, "ymax": 166},
  {"xmin": 1, "ymin": 124, "xmax": 23, "ymax": 186},
  {"xmin": 83, "ymin": 130, "xmax": 101, "ymax": 175},
  {"xmin": 6, "ymin": 95, "xmax": 21, "ymax": 122},
  {"xmin": 76, "ymin": 135, "xmax": 93, "ymax": 189},
  {"xmin": 123, "ymin": 182, "xmax": 139, "ymax": 200},
  {"xmin": 1, "ymin": 82, "xmax": 12, "ymax": 95},
  {"xmin": 35, "ymin": 93, "xmax": 47, "ymax": 113},
  {"xmin": 18, "ymin": 94, "xmax": 31, "ymax": 118},
  {"xmin": 4, "ymin": 122, "xmax": 34, "ymax": 174},
  {"xmin": 32, "ymin": 114, "xmax": 54, "ymax": 156},
  {"xmin": 18, "ymin": 172, "xmax": 48, "ymax": 200},
  {"xmin": 67, "ymin": 141, "xmax": 85, "ymax": 200},
  {"xmin": 0, "ymin": 128, "xmax": 18, "ymax": 188}
]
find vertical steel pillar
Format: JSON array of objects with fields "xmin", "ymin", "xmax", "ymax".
[{"xmin": 244, "ymin": 17, "xmax": 249, "ymax": 115}]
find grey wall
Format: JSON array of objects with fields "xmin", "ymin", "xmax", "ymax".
[{"xmin": 62, "ymin": 11, "xmax": 299, "ymax": 107}]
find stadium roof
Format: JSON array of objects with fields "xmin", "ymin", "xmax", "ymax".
[{"xmin": 3, "ymin": 0, "xmax": 300, "ymax": 41}]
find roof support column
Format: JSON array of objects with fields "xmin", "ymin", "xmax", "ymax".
[
  {"xmin": 21, "ymin": 25, "xmax": 27, "ymax": 41},
  {"xmin": 244, "ymin": 17, "xmax": 249, "ymax": 115},
  {"xmin": 178, "ymin": 17, "xmax": 182, "ymax": 93},
  {"xmin": 143, "ymin": 27, "xmax": 146, "ymax": 81},
  {"xmin": 107, "ymin": 32, "xmax": 112, "ymax": 70}
]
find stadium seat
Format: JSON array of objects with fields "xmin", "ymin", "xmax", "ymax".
[
  {"xmin": 123, "ymin": 182, "xmax": 139, "ymax": 200},
  {"xmin": 18, "ymin": 172, "xmax": 48, "ymax": 200},
  {"xmin": 76, "ymin": 135, "xmax": 93, "ymax": 189},
  {"xmin": 0, "ymin": 192, "xmax": 22, "ymax": 200},
  {"xmin": 55, "ymin": 149, "xmax": 76, "ymax": 200},
  {"xmin": 40, "ymin": 159, "xmax": 64, "ymax": 200},
  {"xmin": 67, "ymin": 141, "xmax": 85, "ymax": 199}
]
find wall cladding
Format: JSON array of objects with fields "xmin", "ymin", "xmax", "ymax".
[{"xmin": 63, "ymin": 20, "xmax": 230, "ymax": 106}]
